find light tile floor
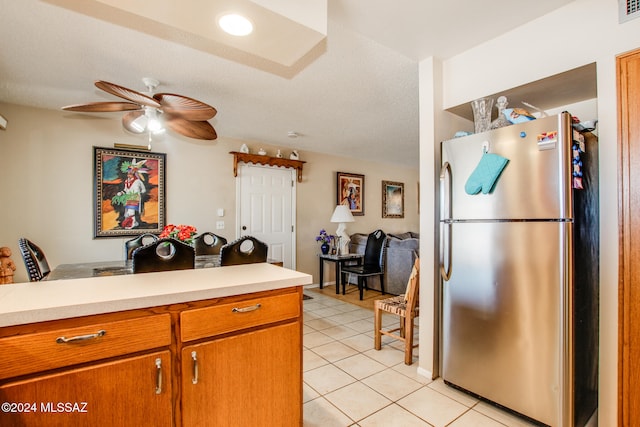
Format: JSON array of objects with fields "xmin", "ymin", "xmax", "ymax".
[{"xmin": 302, "ymin": 287, "xmax": 540, "ymax": 427}]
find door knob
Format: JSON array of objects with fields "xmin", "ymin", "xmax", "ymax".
[{"xmin": 242, "ymin": 226, "xmax": 247, "ymax": 230}]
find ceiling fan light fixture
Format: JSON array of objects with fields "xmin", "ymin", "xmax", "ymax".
[
  {"xmin": 65, "ymin": 79, "xmax": 218, "ymax": 140},
  {"xmin": 128, "ymin": 108, "xmax": 164, "ymax": 134},
  {"xmin": 145, "ymin": 108, "xmax": 164, "ymax": 133},
  {"xmin": 147, "ymin": 118, "xmax": 163, "ymax": 133},
  {"xmin": 130, "ymin": 115, "xmax": 147, "ymax": 133},
  {"xmin": 150, "ymin": 125, "xmax": 166, "ymax": 135},
  {"xmin": 218, "ymin": 13, "xmax": 253, "ymax": 36}
]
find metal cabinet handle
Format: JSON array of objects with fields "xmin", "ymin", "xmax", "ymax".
[
  {"xmin": 191, "ymin": 351, "xmax": 199, "ymax": 384},
  {"xmin": 232, "ymin": 303, "xmax": 262, "ymax": 313},
  {"xmin": 155, "ymin": 358, "xmax": 163, "ymax": 394},
  {"xmin": 56, "ymin": 329, "xmax": 106, "ymax": 344}
]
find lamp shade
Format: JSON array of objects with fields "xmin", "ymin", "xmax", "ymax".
[{"xmin": 330, "ymin": 205, "xmax": 355, "ymax": 223}]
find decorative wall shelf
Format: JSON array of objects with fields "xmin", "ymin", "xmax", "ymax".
[{"xmin": 230, "ymin": 151, "xmax": 306, "ymax": 182}]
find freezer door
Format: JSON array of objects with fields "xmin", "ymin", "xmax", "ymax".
[
  {"xmin": 441, "ymin": 113, "xmax": 572, "ymax": 220},
  {"xmin": 441, "ymin": 221, "xmax": 572, "ymax": 427}
]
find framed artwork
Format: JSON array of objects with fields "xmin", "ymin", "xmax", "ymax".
[
  {"xmin": 94, "ymin": 147, "xmax": 166, "ymax": 238},
  {"xmin": 337, "ymin": 172, "xmax": 365, "ymax": 216},
  {"xmin": 382, "ymin": 180, "xmax": 404, "ymax": 218}
]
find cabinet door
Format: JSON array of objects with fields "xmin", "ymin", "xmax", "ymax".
[
  {"xmin": 619, "ymin": 47, "xmax": 640, "ymax": 427},
  {"xmin": 0, "ymin": 351, "xmax": 172, "ymax": 427},
  {"xmin": 182, "ymin": 322, "xmax": 301, "ymax": 427}
]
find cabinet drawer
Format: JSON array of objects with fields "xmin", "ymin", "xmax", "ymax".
[
  {"xmin": 181, "ymin": 291, "xmax": 300, "ymax": 342},
  {"xmin": 0, "ymin": 314, "xmax": 171, "ymax": 380},
  {"xmin": 0, "ymin": 350, "xmax": 173, "ymax": 427}
]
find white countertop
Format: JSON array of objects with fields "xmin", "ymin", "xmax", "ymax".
[{"xmin": 0, "ymin": 263, "xmax": 312, "ymax": 327}]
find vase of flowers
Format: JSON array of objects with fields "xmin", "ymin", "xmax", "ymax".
[
  {"xmin": 159, "ymin": 224, "xmax": 197, "ymax": 246},
  {"xmin": 316, "ymin": 229, "xmax": 334, "ymax": 255}
]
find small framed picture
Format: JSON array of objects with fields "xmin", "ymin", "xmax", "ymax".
[
  {"xmin": 94, "ymin": 147, "xmax": 166, "ymax": 238},
  {"xmin": 382, "ymin": 180, "xmax": 404, "ymax": 218},
  {"xmin": 337, "ymin": 172, "xmax": 364, "ymax": 216}
]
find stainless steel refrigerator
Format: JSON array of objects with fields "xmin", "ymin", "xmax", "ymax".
[{"xmin": 439, "ymin": 112, "xmax": 598, "ymax": 427}]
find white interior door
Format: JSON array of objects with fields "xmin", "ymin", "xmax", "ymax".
[{"xmin": 237, "ymin": 164, "xmax": 296, "ymax": 269}]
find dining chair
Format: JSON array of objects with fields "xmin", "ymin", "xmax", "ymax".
[
  {"xmin": 132, "ymin": 238, "xmax": 195, "ymax": 274},
  {"xmin": 194, "ymin": 232, "xmax": 227, "ymax": 256},
  {"xmin": 340, "ymin": 229, "xmax": 387, "ymax": 300},
  {"xmin": 124, "ymin": 233, "xmax": 159, "ymax": 260},
  {"xmin": 374, "ymin": 257, "xmax": 419, "ymax": 365},
  {"xmin": 18, "ymin": 237, "xmax": 51, "ymax": 282},
  {"xmin": 219, "ymin": 236, "xmax": 268, "ymax": 266}
]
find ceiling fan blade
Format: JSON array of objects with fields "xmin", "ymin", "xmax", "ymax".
[
  {"xmin": 122, "ymin": 110, "xmax": 146, "ymax": 134},
  {"xmin": 165, "ymin": 116, "xmax": 217, "ymax": 140},
  {"xmin": 62, "ymin": 102, "xmax": 141, "ymax": 112},
  {"xmin": 154, "ymin": 93, "xmax": 217, "ymax": 121},
  {"xmin": 95, "ymin": 80, "xmax": 161, "ymax": 108}
]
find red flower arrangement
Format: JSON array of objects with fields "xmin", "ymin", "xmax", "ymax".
[{"xmin": 159, "ymin": 224, "xmax": 197, "ymax": 245}]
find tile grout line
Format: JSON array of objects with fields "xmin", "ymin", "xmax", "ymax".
[
  {"xmin": 303, "ymin": 291, "xmax": 531, "ymax": 427},
  {"xmin": 304, "ymin": 292, "xmax": 429, "ymax": 425}
]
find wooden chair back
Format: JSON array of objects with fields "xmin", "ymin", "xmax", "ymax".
[
  {"xmin": 132, "ymin": 238, "xmax": 195, "ymax": 273},
  {"xmin": 404, "ymin": 258, "xmax": 420, "ymax": 314},
  {"xmin": 220, "ymin": 236, "xmax": 268, "ymax": 266},
  {"xmin": 124, "ymin": 233, "xmax": 159, "ymax": 260},
  {"xmin": 194, "ymin": 232, "xmax": 227, "ymax": 256}
]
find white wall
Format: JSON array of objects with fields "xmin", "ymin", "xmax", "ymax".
[
  {"xmin": 419, "ymin": 0, "xmax": 640, "ymax": 424},
  {"xmin": 0, "ymin": 102, "xmax": 418, "ymax": 284}
]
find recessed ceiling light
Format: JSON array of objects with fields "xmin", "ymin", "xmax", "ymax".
[{"xmin": 218, "ymin": 13, "xmax": 253, "ymax": 36}]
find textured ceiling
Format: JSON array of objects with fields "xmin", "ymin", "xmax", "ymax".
[{"xmin": 0, "ymin": 0, "xmax": 574, "ymax": 167}]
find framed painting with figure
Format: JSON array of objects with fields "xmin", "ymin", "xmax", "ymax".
[
  {"xmin": 382, "ymin": 180, "xmax": 404, "ymax": 218},
  {"xmin": 337, "ymin": 172, "xmax": 364, "ymax": 216},
  {"xmin": 94, "ymin": 147, "xmax": 166, "ymax": 238}
]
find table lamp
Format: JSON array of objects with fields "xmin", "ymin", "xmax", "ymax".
[{"xmin": 330, "ymin": 205, "xmax": 355, "ymax": 255}]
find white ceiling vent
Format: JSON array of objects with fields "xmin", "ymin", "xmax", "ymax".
[{"xmin": 620, "ymin": 0, "xmax": 640, "ymax": 23}]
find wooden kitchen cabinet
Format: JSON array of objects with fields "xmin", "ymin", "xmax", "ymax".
[
  {"xmin": 0, "ymin": 350, "xmax": 172, "ymax": 427},
  {"xmin": 0, "ymin": 313, "xmax": 173, "ymax": 427},
  {"xmin": 180, "ymin": 288, "xmax": 302, "ymax": 426},
  {"xmin": 0, "ymin": 313, "xmax": 172, "ymax": 380},
  {"xmin": 182, "ymin": 322, "xmax": 301, "ymax": 426},
  {"xmin": 0, "ymin": 286, "xmax": 303, "ymax": 427},
  {"xmin": 618, "ymin": 47, "xmax": 640, "ymax": 427}
]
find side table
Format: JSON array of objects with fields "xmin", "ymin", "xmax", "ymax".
[{"xmin": 318, "ymin": 253, "xmax": 363, "ymax": 294}]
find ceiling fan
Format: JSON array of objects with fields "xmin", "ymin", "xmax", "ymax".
[{"xmin": 62, "ymin": 78, "xmax": 217, "ymax": 140}]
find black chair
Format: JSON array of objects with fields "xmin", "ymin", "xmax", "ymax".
[
  {"xmin": 194, "ymin": 232, "xmax": 227, "ymax": 256},
  {"xmin": 132, "ymin": 238, "xmax": 195, "ymax": 274},
  {"xmin": 124, "ymin": 233, "xmax": 159, "ymax": 260},
  {"xmin": 219, "ymin": 236, "xmax": 268, "ymax": 266},
  {"xmin": 340, "ymin": 229, "xmax": 387, "ymax": 300},
  {"xmin": 18, "ymin": 238, "xmax": 51, "ymax": 282}
]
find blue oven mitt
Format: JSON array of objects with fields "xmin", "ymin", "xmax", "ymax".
[{"xmin": 465, "ymin": 152, "xmax": 509, "ymax": 195}]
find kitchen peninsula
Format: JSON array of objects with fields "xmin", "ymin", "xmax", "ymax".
[{"xmin": 0, "ymin": 263, "xmax": 311, "ymax": 426}]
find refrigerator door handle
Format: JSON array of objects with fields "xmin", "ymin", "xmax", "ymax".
[{"xmin": 440, "ymin": 162, "xmax": 452, "ymax": 281}]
